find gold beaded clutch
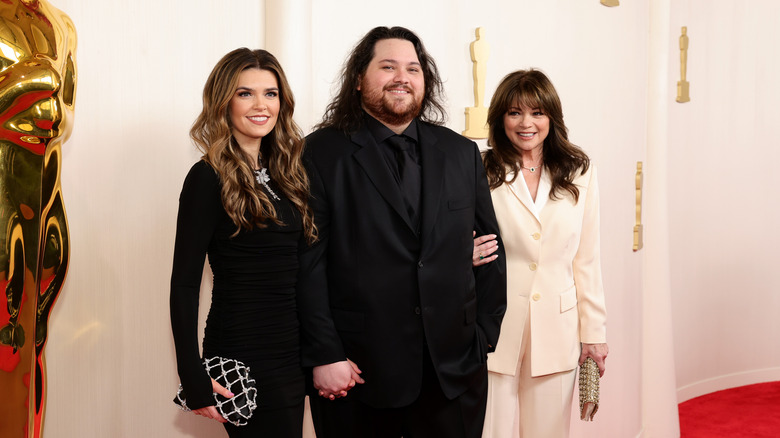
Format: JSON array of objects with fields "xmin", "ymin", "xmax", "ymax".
[{"xmin": 578, "ymin": 357, "xmax": 600, "ymax": 421}]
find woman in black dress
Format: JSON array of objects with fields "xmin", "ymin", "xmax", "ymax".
[{"xmin": 170, "ymin": 48, "xmax": 316, "ymax": 437}]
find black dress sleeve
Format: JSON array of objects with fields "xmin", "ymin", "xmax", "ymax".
[{"xmin": 169, "ymin": 160, "xmax": 223, "ymax": 410}]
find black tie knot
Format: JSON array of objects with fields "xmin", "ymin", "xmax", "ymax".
[{"xmin": 389, "ymin": 135, "xmax": 413, "ymax": 152}]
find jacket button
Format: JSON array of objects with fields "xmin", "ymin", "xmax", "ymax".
[
  {"xmin": 417, "ymin": 261, "xmax": 424, "ymax": 268},
  {"xmin": 532, "ymin": 293, "xmax": 541, "ymax": 301},
  {"xmin": 529, "ymin": 263, "xmax": 538, "ymax": 271},
  {"xmin": 414, "ymin": 306, "xmax": 421, "ymax": 315},
  {"xmin": 532, "ymin": 232, "xmax": 541, "ymax": 240}
]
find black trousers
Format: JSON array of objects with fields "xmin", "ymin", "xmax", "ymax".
[{"xmin": 310, "ymin": 352, "xmax": 488, "ymax": 438}]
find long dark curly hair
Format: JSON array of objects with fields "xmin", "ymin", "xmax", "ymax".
[{"xmin": 315, "ymin": 26, "xmax": 447, "ymax": 132}]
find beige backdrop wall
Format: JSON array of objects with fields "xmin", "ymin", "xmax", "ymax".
[
  {"xmin": 39, "ymin": 0, "xmax": 777, "ymax": 437},
  {"xmin": 668, "ymin": 0, "xmax": 780, "ymax": 402},
  {"xmin": 44, "ymin": 1, "xmax": 264, "ymax": 437},
  {"xmin": 46, "ymin": 0, "xmax": 649, "ymax": 437}
]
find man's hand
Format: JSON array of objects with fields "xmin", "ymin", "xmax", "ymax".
[{"xmin": 313, "ymin": 359, "xmax": 365, "ymax": 400}]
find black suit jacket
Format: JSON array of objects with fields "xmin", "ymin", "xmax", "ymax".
[{"xmin": 298, "ymin": 119, "xmax": 507, "ymax": 408}]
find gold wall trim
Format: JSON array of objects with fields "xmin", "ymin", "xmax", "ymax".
[
  {"xmin": 633, "ymin": 161, "xmax": 643, "ymax": 252},
  {"xmin": 676, "ymin": 26, "xmax": 690, "ymax": 103}
]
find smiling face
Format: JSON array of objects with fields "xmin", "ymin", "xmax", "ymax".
[
  {"xmin": 503, "ymin": 101, "xmax": 550, "ymax": 158},
  {"xmin": 358, "ymin": 38, "xmax": 424, "ymax": 132},
  {"xmin": 228, "ymin": 68, "xmax": 280, "ymax": 151}
]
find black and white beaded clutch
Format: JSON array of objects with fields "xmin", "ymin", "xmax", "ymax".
[{"xmin": 174, "ymin": 356, "xmax": 258, "ymax": 426}]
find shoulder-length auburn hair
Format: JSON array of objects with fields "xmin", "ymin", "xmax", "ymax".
[
  {"xmin": 482, "ymin": 69, "xmax": 589, "ymax": 202},
  {"xmin": 190, "ymin": 48, "xmax": 316, "ymax": 242},
  {"xmin": 315, "ymin": 26, "xmax": 447, "ymax": 132}
]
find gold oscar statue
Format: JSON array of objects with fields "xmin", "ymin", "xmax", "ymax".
[
  {"xmin": 0, "ymin": 1, "xmax": 76, "ymax": 437},
  {"xmin": 463, "ymin": 27, "xmax": 489, "ymax": 139},
  {"xmin": 676, "ymin": 26, "xmax": 690, "ymax": 103},
  {"xmin": 600, "ymin": 0, "xmax": 619, "ymax": 7}
]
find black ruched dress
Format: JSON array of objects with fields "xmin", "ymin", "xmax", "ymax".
[{"xmin": 170, "ymin": 160, "xmax": 304, "ymax": 434}]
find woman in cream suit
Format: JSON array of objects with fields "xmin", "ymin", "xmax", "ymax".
[{"xmin": 477, "ymin": 70, "xmax": 608, "ymax": 438}]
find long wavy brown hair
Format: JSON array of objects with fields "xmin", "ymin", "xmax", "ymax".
[
  {"xmin": 190, "ymin": 48, "xmax": 316, "ymax": 242},
  {"xmin": 315, "ymin": 26, "xmax": 447, "ymax": 132},
  {"xmin": 482, "ymin": 69, "xmax": 590, "ymax": 202}
]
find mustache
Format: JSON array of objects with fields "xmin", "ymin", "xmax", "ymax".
[{"xmin": 383, "ymin": 84, "xmax": 413, "ymax": 93}]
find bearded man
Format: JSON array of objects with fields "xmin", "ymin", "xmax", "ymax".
[{"xmin": 298, "ymin": 26, "xmax": 506, "ymax": 438}]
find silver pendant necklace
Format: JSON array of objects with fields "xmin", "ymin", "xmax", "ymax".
[{"xmin": 254, "ymin": 158, "xmax": 281, "ymax": 201}]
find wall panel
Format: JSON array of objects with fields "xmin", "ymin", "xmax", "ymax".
[
  {"xmin": 45, "ymin": 1, "xmax": 264, "ymax": 437},
  {"xmin": 39, "ymin": 0, "xmax": 657, "ymax": 436},
  {"xmin": 668, "ymin": 0, "xmax": 780, "ymax": 402}
]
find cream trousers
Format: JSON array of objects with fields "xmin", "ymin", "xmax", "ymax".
[{"xmin": 482, "ymin": 314, "xmax": 576, "ymax": 438}]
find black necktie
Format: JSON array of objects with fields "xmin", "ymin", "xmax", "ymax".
[{"xmin": 388, "ymin": 135, "xmax": 421, "ymax": 225}]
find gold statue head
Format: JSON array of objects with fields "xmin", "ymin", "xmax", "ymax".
[{"xmin": 0, "ymin": 0, "xmax": 77, "ymax": 155}]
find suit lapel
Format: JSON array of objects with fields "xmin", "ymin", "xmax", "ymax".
[
  {"xmin": 418, "ymin": 123, "xmax": 444, "ymax": 239},
  {"xmin": 535, "ymin": 170, "xmax": 552, "ymax": 214},
  {"xmin": 351, "ymin": 127, "xmax": 417, "ymax": 232},
  {"xmin": 507, "ymin": 173, "xmax": 542, "ymax": 225}
]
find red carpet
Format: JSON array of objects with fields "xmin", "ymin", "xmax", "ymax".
[{"xmin": 678, "ymin": 381, "xmax": 780, "ymax": 437}]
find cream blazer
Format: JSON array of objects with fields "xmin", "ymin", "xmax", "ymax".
[{"xmin": 487, "ymin": 165, "xmax": 607, "ymax": 377}]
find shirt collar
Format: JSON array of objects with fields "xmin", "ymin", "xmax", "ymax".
[{"xmin": 365, "ymin": 112, "xmax": 419, "ymax": 145}]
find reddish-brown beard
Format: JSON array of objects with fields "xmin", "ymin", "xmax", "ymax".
[{"xmin": 360, "ymin": 82, "xmax": 423, "ymax": 126}]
